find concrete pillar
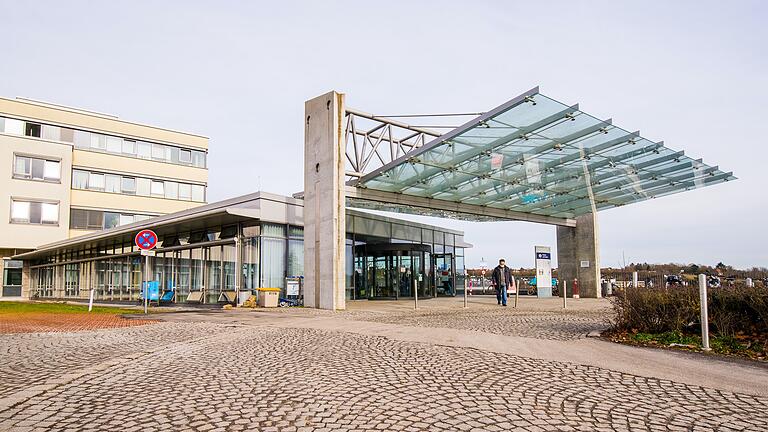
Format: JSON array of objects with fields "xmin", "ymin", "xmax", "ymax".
[
  {"xmin": 556, "ymin": 212, "xmax": 601, "ymax": 298},
  {"xmin": 303, "ymin": 91, "xmax": 346, "ymax": 310},
  {"xmin": 21, "ymin": 261, "xmax": 31, "ymax": 299}
]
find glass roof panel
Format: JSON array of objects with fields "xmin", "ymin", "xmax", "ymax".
[{"xmin": 353, "ymin": 88, "xmax": 735, "ymax": 220}]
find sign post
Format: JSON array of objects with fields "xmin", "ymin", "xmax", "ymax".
[
  {"xmin": 135, "ymin": 229, "xmax": 158, "ymax": 314},
  {"xmin": 534, "ymin": 246, "xmax": 553, "ymax": 298}
]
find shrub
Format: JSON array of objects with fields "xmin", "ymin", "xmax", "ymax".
[{"xmin": 610, "ymin": 285, "xmax": 768, "ymax": 336}]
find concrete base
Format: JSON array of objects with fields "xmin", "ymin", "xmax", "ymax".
[{"xmin": 557, "ymin": 212, "xmax": 601, "ymax": 298}]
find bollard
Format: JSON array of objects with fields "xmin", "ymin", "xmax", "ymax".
[
  {"xmin": 699, "ymin": 274, "xmax": 711, "ymax": 351},
  {"xmin": 463, "ymin": 278, "xmax": 467, "ymax": 308},
  {"xmin": 513, "ymin": 276, "xmax": 519, "ymax": 308},
  {"xmin": 88, "ymin": 288, "xmax": 94, "ymax": 312},
  {"xmin": 562, "ymin": 280, "xmax": 567, "ymax": 309},
  {"xmin": 414, "ymin": 279, "xmax": 418, "ymax": 310}
]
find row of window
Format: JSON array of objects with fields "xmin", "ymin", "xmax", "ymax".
[
  {"xmin": 10, "ymin": 199, "xmax": 59, "ymax": 225},
  {"xmin": 0, "ymin": 116, "xmax": 207, "ymax": 168},
  {"xmin": 72, "ymin": 169, "xmax": 206, "ymax": 202},
  {"xmin": 13, "ymin": 155, "xmax": 61, "ymax": 182},
  {"xmin": 9, "ymin": 199, "xmax": 155, "ymax": 229},
  {"xmin": 70, "ymin": 209, "xmax": 153, "ymax": 230}
]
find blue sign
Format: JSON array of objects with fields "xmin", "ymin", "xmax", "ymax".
[
  {"xmin": 536, "ymin": 252, "xmax": 551, "ymax": 260},
  {"xmin": 141, "ymin": 281, "xmax": 160, "ymax": 301}
]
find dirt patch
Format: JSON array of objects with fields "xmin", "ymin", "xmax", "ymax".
[{"xmin": 0, "ymin": 312, "xmax": 159, "ymax": 334}]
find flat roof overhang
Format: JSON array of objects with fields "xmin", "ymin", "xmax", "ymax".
[{"xmin": 347, "ymin": 87, "xmax": 735, "ymax": 222}]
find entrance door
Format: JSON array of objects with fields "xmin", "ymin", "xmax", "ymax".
[{"xmin": 433, "ymin": 254, "xmax": 455, "ymax": 296}]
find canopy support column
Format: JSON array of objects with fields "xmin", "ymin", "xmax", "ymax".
[
  {"xmin": 303, "ymin": 91, "xmax": 347, "ymax": 310},
  {"xmin": 556, "ymin": 212, "xmax": 601, "ymax": 298}
]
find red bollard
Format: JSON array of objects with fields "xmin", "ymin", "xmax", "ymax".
[{"xmin": 572, "ymin": 278, "xmax": 580, "ymax": 299}]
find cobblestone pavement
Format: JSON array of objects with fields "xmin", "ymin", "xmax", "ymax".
[
  {"xmin": 0, "ymin": 322, "xmax": 218, "ymax": 398},
  {"xmin": 343, "ymin": 308, "xmax": 609, "ymax": 341},
  {"xmin": 0, "ymin": 312, "xmax": 157, "ymax": 334},
  {"xmin": 1, "ymin": 322, "xmax": 766, "ymax": 431}
]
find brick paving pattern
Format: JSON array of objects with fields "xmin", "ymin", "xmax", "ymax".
[
  {"xmin": 0, "ymin": 312, "xmax": 157, "ymax": 334},
  {"xmin": 344, "ymin": 309, "xmax": 609, "ymax": 340},
  {"xmin": 1, "ymin": 322, "xmax": 766, "ymax": 431}
]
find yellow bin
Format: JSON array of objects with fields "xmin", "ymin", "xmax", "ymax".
[{"xmin": 256, "ymin": 288, "xmax": 281, "ymax": 308}]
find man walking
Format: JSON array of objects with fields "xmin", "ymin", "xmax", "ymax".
[{"xmin": 492, "ymin": 259, "xmax": 513, "ymax": 306}]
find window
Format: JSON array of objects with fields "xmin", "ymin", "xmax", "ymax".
[
  {"xmin": 60, "ymin": 128, "xmax": 75, "ymax": 143},
  {"xmin": 10, "ymin": 201, "xmax": 30, "ymax": 223},
  {"xmin": 191, "ymin": 185, "xmax": 205, "ymax": 202},
  {"xmin": 150, "ymin": 180, "xmax": 165, "ymax": 196},
  {"xmin": 104, "ymin": 212, "xmax": 120, "ymax": 229},
  {"xmin": 43, "ymin": 161, "xmax": 60, "ymax": 181},
  {"xmin": 122, "ymin": 140, "xmax": 136, "ymax": 155},
  {"xmin": 13, "ymin": 156, "xmax": 30, "ymax": 178},
  {"xmin": 178, "ymin": 183, "xmax": 192, "ymax": 201},
  {"xmin": 90, "ymin": 134, "xmax": 106, "ymax": 150},
  {"xmin": 119, "ymin": 214, "xmax": 134, "ymax": 226},
  {"xmin": 152, "ymin": 144, "xmax": 169, "ymax": 161},
  {"xmin": 137, "ymin": 141, "xmax": 151, "ymax": 159},
  {"xmin": 88, "ymin": 173, "xmax": 105, "ymax": 190},
  {"xmin": 11, "ymin": 200, "xmax": 58, "ymax": 225},
  {"xmin": 72, "ymin": 170, "xmax": 89, "ymax": 189},
  {"xmin": 121, "ymin": 177, "xmax": 136, "ymax": 195},
  {"xmin": 3, "ymin": 118, "xmax": 24, "ymax": 135},
  {"xmin": 136, "ymin": 178, "xmax": 151, "ymax": 196},
  {"xmin": 25, "ymin": 122, "xmax": 42, "ymax": 138},
  {"xmin": 42, "ymin": 125, "xmax": 61, "ymax": 141},
  {"xmin": 31, "ymin": 159, "xmax": 44, "ymax": 179},
  {"xmin": 192, "ymin": 151, "xmax": 206, "ymax": 167},
  {"xmin": 73, "ymin": 130, "xmax": 90, "ymax": 148},
  {"xmin": 105, "ymin": 174, "xmax": 121, "ymax": 193},
  {"xmin": 13, "ymin": 155, "xmax": 60, "ymax": 181},
  {"xmin": 70, "ymin": 209, "xmax": 149, "ymax": 230},
  {"xmin": 179, "ymin": 149, "xmax": 192, "ymax": 163},
  {"xmin": 165, "ymin": 181, "xmax": 179, "ymax": 199},
  {"xmin": 106, "ymin": 136, "xmax": 122, "ymax": 153},
  {"xmin": 41, "ymin": 203, "xmax": 58, "ymax": 224}
]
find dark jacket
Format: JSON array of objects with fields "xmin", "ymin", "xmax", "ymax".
[{"xmin": 491, "ymin": 265, "xmax": 513, "ymax": 290}]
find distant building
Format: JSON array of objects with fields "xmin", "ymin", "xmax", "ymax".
[{"xmin": 0, "ymin": 97, "xmax": 208, "ymax": 297}]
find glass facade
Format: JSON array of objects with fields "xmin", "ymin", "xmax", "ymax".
[{"xmin": 27, "ymin": 212, "xmax": 466, "ymax": 304}]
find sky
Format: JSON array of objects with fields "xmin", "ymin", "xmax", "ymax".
[{"xmin": 1, "ymin": 1, "xmax": 765, "ymax": 269}]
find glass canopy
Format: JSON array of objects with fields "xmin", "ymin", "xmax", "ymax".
[{"xmin": 353, "ymin": 87, "xmax": 735, "ymax": 219}]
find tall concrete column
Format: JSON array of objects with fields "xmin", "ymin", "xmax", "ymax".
[
  {"xmin": 556, "ymin": 212, "xmax": 601, "ymax": 298},
  {"xmin": 303, "ymin": 91, "xmax": 346, "ymax": 310}
]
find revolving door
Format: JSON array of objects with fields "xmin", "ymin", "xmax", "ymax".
[{"xmin": 353, "ymin": 243, "xmax": 435, "ymax": 300}]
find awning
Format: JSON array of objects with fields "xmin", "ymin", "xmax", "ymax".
[{"xmin": 352, "ymin": 87, "xmax": 735, "ymax": 219}]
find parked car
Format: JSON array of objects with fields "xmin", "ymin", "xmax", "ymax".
[{"xmin": 666, "ymin": 275, "xmax": 683, "ymax": 287}]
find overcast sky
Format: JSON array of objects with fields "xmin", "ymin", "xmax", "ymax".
[{"xmin": 1, "ymin": 1, "xmax": 765, "ymax": 269}]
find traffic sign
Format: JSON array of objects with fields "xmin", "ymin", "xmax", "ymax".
[{"xmin": 135, "ymin": 229, "xmax": 158, "ymax": 250}]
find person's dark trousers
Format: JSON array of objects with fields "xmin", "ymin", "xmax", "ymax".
[{"xmin": 496, "ymin": 286, "xmax": 508, "ymax": 305}]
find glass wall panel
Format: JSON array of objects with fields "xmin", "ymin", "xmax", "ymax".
[
  {"xmin": 287, "ymin": 239, "xmax": 303, "ymax": 277},
  {"xmin": 242, "ymin": 238, "xmax": 260, "ymax": 291},
  {"xmin": 206, "ymin": 246, "xmax": 221, "ymax": 303},
  {"xmin": 262, "ymin": 237, "xmax": 286, "ymax": 289},
  {"xmin": 222, "ymin": 244, "xmax": 236, "ymax": 291}
]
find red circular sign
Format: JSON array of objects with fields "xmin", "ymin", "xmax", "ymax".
[{"xmin": 135, "ymin": 229, "xmax": 158, "ymax": 250}]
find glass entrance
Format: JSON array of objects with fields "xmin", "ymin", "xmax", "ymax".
[
  {"xmin": 433, "ymin": 254, "xmax": 455, "ymax": 296},
  {"xmin": 353, "ymin": 243, "xmax": 431, "ymax": 300}
]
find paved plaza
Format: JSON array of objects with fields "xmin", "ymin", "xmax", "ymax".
[{"xmin": 1, "ymin": 297, "xmax": 767, "ymax": 431}]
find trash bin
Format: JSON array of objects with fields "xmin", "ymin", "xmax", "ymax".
[{"xmin": 257, "ymin": 288, "xmax": 281, "ymax": 308}]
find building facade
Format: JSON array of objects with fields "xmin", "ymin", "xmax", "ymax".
[
  {"xmin": 15, "ymin": 193, "xmax": 468, "ymax": 305},
  {"xmin": 0, "ymin": 97, "xmax": 208, "ymax": 297}
]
